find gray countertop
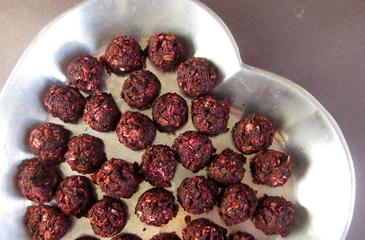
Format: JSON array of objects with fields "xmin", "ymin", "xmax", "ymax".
[{"xmin": 1, "ymin": 0, "xmax": 364, "ymax": 239}]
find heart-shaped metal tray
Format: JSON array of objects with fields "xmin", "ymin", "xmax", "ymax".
[{"xmin": 0, "ymin": 0, "xmax": 354, "ymax": 239}]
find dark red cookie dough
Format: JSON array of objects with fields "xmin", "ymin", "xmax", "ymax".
[
  {"xmin": 140, "ymin": 145, "xmax": 178, "ymax": 187},
  {"xmin": 172, "ymin": 131, "xmax": 215, "ymax": 173},
  {"xmin": 229, "ymin": 231, "xmax": 256, "ymax": 240},
  {"xmin": 44, "ymin": 85, "xmax": 86, "ymax": 124},
  {"xmin": 88, "ymin": 196, "xmax": 127, "ymax": 238},
  {"xmin": 206, "ymin": 148, "xmax": 246, "ymax": 187},
  {"xmin": 103, "ymin": 36, "xmax": 144, "ymax": 75},
  {"xmin": 25, "ymin": 205, "xmax": 71, "ymax": 240},
  {"xmin": 250, "ymin": 150, "xmax": 293, "ymax": 187},
  {"xmin": 135, "ymin": 187, "xmax": 178, "ymax": 227},
  {"xmin": 177, "ymin": 57, "xmax": 218, "ymax": 98},
  {"xmin": 252, "ymin": 195, "xmax": 294, "ymax": 237},
  {"xmin": 112, "ymin": 233, "xmax": 142, "ymax": 240},
  {"xmin": 146, "ymin": 33, "xmax": 186, "ymax": 71},
  {"xmin": 182, "ymin": 218, "xmax": 227, "ymax": 240},
  {"xmin": 218, "ymin": 182, "xmax": 258, "ymax": 226},
  {"xmin": 29, "ymin": 122, "xmax": 70, "ymax": 164},
  {"xmin": 191, "ymin": 94, "xmax": 230, "ymax": 136},
  {"xmin": 65, "ymin": 133, "xmax": 107, "ymax": 174},
  {"xmin": 121, "ymin": 70, "xmax": 161, "ymax": 109},
  {"xmin": 152, "ymin": 92, "xmax": 188, "ymax": 132},
  {"xmin": 55, "ymin": 175, "xmax": 95, "ymax": 218},
  {"xmin": 67, "ymin": 54, "xmax": 104, "ymax": 91},
  {"xmin": 116, "ymin": 110, "xmax": 156, "ymax": 151},
  {"xmin": 83, "ymin": 91, "xmax": 121, "ymax": 132},
  {"xmin": 75, "ymin": 236, "xmax": 100, "ymax": 240},
  {"xmin": 177, "ymin": 176, "xmax": 218, "ymax": 215},
  {"xmin": 150, "ymin": 232, "xmax": 181, "ymax": 240},
  {"xmin": 17, "ymin": 158, "xmax": 62, "ymax": 203},
  {"xmin": 92, "ymin": 158, "xmax": 142, "ymax": 199},
  {"xmin": 232, "ymin": 114, "xmax": 274, "ymax": 155}
]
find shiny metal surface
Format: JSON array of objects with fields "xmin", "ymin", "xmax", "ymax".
[{"xmin": 0, "ymin": 0, "xmax": 354, "ymax": 239}]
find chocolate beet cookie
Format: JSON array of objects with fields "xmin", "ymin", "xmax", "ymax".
[
  {"xmin": 135, "ymin": 187, "xmax": 178, "ymax": 227},
  {"xmin": 55, "ymin": 175, "xmax": 95, "ymax": 217},
  {"xmin": 177, "ymin": 57, "xmax": 218, "ymax": 98},
  {"xmin": 65, "ymin": 133, "xmax": 107, "ymax": 174},
  {"xmin": 67, "ymin": 54, "xmax": 104, "ymax": 91},
  {"xmin": 177, "ymin": 176, "xmax": 218, "ymax": 215},
  {"xmin": 229, "ymin": 231, "xmax": 256, "ymax": 240},
  {"xmin": 191, "ymin": 94, "xmax": 230, "ymax": 136},
  {"xmin": 121, "ymin": 70, "xmax": 161, "ymax": 109},
  {"xmin": 218, "ymin": 182, "xmax": 258, "ymax": 226},
  {"xmin": 83, "ymin": 91, "xmax": 121, "ymax": 132},
  {"xmin": 103, "ymin": 35, "xmax": 144, "ymax": 74},
  {"xmin": 88, "ymin": 196, "xmax": 127, "ymax": 238},
  {"xmin": 182, "ymin": 218, "xmax": 227, "ymax": 240},
  {"xmin": 29, "ymin": 122, "xmax": 70, "ymax": 164},
  {"xmin": 116, "ymin": 110, "xmax": 156, "ymax": 151},
  {"xmin": 146, "ymin": 33, "xmax": 186, "ymax": 71},
  {"xmin": 44, "ymin": 85, "xmax": 86, "ymax": 124},
  {"xmin": 92, "ymin": 158, "xmax": 142, "ymax": 199},
  {"xmin": 207, "ymin": 148, "xmax": 246, "ymax": 187},
  {"xmin": 25, "ymin": 205, "xmax": 71, "ymax": 240},
  {"xmin": 140, "ymin": 145, "xmax": 178, "ymax": 187},
  {"xmin": 252, "ymin": 195, "xmax": 295, "ymax": 237},
  {"xmin": 250, "ymin": 150, "xmax": 293, "ymax": 187},
  {"xmin": 18, "ymin": 158, "xmax": 62, "ymax": 203},
  {"xmin": 152, "ymin": 92, "xmax": 188, "ymax": 132},
  {"xmin": 172, "ymin": 131, "xmax": 215, "ymax": 173}
]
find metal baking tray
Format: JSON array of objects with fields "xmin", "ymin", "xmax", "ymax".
[{"xmin": 0, "ymin": 0, "xmax": 354, "ymax": 239}]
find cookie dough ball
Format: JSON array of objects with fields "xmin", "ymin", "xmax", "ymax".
[
  {"xmin": 232, "ymin": 114, "xmax": 274, "ymax": 155},
  {"xmin": 121, "ymin": 70, "xmax": 161, "ymax": 109},
  {"xmin": 44, "ymin": 85, "xmax": 86, "ymax": 124},
  {"xmin": 75, "ymin": 236, "xmax": 100, "ymax": 240},
  {"xmin": 83, "ymin": 91, "xmax": 121, "ymax": 132},
  {"xmin": 229, "ymin": 231, "xmax": 256, "ymax": 240},
  {"xmin": 152, "ymin": 92, "xmax": 188, "ymax": 132},
  {"xmin": 252, "ymin": 195, "xmax": 294, "ymax": 237},
  {"xmin": 116, "ymin": 110, "xmax": 156, "ymax": 151},
  {"xmin": 25, "ymin": 205, "xmax": 71, "ymax": 240},
  {"xmin": 67, "ymin": 54, "xmax": 104, "ymax": 91},
  {"xmin": 250, "ymin": 150, "xmax": 293, "ymax": 187},
  {"xmin": 150, "ymin": 232, "xmax": 181, "ymax": 240},
  {"xmin": 250, "ymin": 150, "xmax": 294, "ymax": 187},
  {"xmin": 177, "ymin": 176, "xmax": 218, "ymax": 214},
  {"xmin": 92, "ymin": 158, "xmax": 143, "ymax": 199},
  {"xmin": 146, "ymin": 33, "xmax": 186, "ymax": 71},
  {"xmin": 177, "ymin": 57, "xmax": 218, "ymax": 98},
  {"xmin": 207, "ymin": 148, "xmax": 246, "ymax": 186},
  {"xmin": 29, "ymin": 122, "xmax": 70, "ymax": 164},
  {"xmin": 140, "ymin": 145, "xmax": 178, "ymax": 187},
  {"xmin": 182, "ymin": 218, "xmax": 227, "ymax": 240},
  {"xmin": 113, "ymin": 233, "xmax": 142, "ymax": 240},
  {"xmin": 65, "ymin": 133, "xmax": 107, "ymax": 174},
  {"xmin": 55, "ymin": 175, "xmax": 95, "ymax": 218},
  {"xmin": 88, "ymin": 196, "xmax": 127, "ymax": 238},
  {"xmin": 135, "ymin": 188, "xmax": 178, "ymax": 227},
  {"xmin": 172, "ymin": 131, "xmax": 215, "ymax": 173},
  {"xmin": 18, "ymin": 158, "xmax": 62, "ymax": 203},
  {"xmin": 191, "ymin": 94, "xmax": 230, "ymax": 136},
  {"xmin": 103, "ymin": 36, "xmax": 144, "ymax": 75},
  {"xmin": 218, "ymin": 182, "xmax": 258, "ymax": 226}
]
